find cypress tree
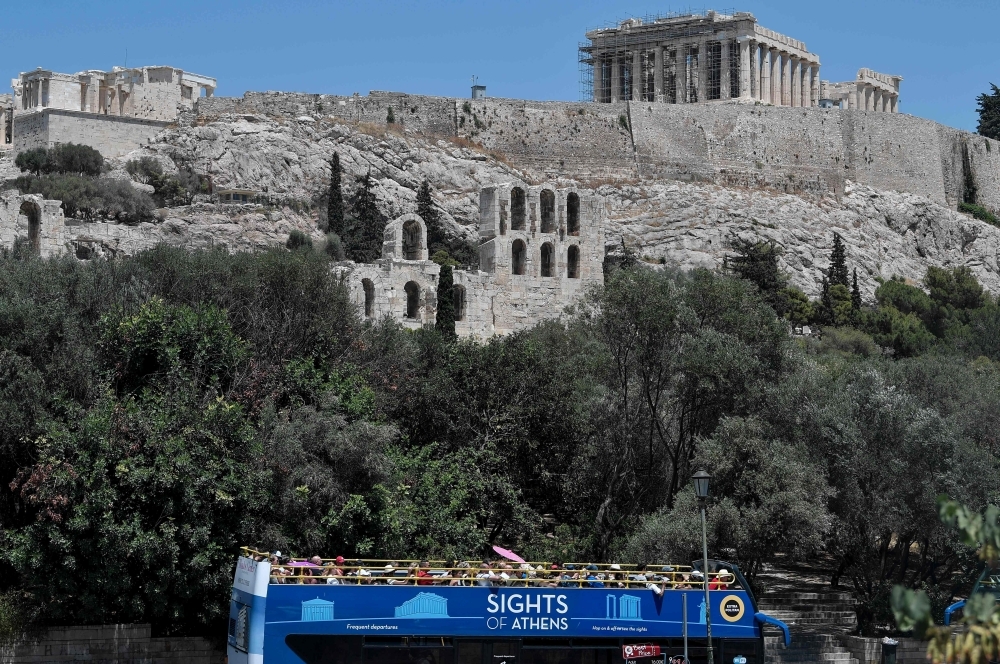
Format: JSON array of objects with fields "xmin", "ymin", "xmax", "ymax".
[
  {"xmin": 346, "ymin": 169, "xmax": 385, "ymax": 263},
  {"xmin": 328, "ymin": 153, "xmax": 345, "ymax": 236},
  {"xmin": 435, "ymin": 263, "xmax": 456, "ymax": 337},
  {"xmin": 416, "ymin": 180, "xmax": 444, "ymax": 254},
  {"xmin": 851, "ymin": 268, "xmax": 862, "ymax": 311},
  {"xmin": 976, "ymin": 83, "xmax": 1000, "ymax": 141},
  {"xmin": 829, "ymin": 232, "xmax": 849, "ymax": 288}
]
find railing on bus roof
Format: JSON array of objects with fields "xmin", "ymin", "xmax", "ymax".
[{"xmin": 238, "ymin": 547, "xmax": 743, "ymax": 590}]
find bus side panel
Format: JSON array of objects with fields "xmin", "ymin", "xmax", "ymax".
[{"xmin": 228, "ymin": 557, "xmax": 271, "ymax": 664}]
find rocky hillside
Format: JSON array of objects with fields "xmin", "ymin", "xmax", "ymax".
[{"xmin": 107, "ymin": 111, "xmax": 1000, "ymax": 299}]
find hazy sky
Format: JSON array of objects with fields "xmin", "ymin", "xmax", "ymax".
[{"xmin": 4, "ymin": 0, "xmax": 997, "ymax": 131}]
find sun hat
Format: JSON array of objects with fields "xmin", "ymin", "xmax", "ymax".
[
  {"xmin": 661, "ymin": 566, "xmax": 674, "ymax": 572},
  {"xmin": 586, "ymin": 564, "xmax": 599, "ymax": 571},
  {"xmin": 609, "ymin": 564, "xmax": 622, "ymax": 571},
  {"xmin": 384, "ymin": 563, "xmax": 394, "ymax": 571}
]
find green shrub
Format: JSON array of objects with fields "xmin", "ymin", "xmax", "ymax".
[
  {"xmin": 286, "ymin": 229, "xmax": 313, "ymax": 251},
  {"xmin": 125, "ymin": 157, "xmax": 201, "ymax": 207},
  {"xmin": 15, "ymin": 174, "xmax": 154, "ymax": 224},
  {"xmin": 324, "ymin": 232, "xmax": 345, "ymax": 260},
  {"xmin": 618, "ymin": 114, "xmax": 630, "ymax": 132},
  {"xmin": 959, "ymin": 201, "xmax": 999, "ymax": 226},
  {"xmin": 386, "ymin": 106, "xmax": 395, "ymax": 124},
  {"xmin": 14, "ymin": 143, "xmax": 103, "ymax": 176}
]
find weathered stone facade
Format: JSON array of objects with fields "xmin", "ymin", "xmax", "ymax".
[
  {"xmin": 580, "ymin": 10, "xmax": 900, "ymax": 112},
  {"xmin": 0, "ymin": 192, "xmax": 67, "ymax": 257},
  {"xmin": 343, "ymin": 183, "xmax": 605, "ymax": 337},
  {"xmin": 11, "ymin": 65, "xmax": 216, "ymax": 157},
  {"xmin": 821, "ymin": 68, "xmax": 903, "ymax": 112}
]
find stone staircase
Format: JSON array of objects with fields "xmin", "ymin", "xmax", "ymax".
[{"xmin": 756, "ymin": 561, "xmax": 862, "ymax": 664}]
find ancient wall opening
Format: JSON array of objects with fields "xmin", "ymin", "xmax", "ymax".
[
  {"xmin": 511, "ymin": 239, "xmax": 527, "ymax": 275},
  {"xmin": 453, "ymin": 285, "xmax": 466, "ymax": 322},
  {"xmin": 540, "ymin": 189, "xmax": 555, "ymax": 233},
  {"xmin": 540, "ymin": 242, "xmax": 554, "ymax": 277},
  {"xmin": 404, "ymin": 281, "xmax": 420, "ymax": 319},
  {"xmin": 706, "ymin": 41, "xmax": 722, "ymax": 101},
  {"xmin": 20, "ymin": 201, "xmax": 41, "ymax": 255},
  {"xmin": 511, "ymin": 187, "xmax": 526, "ymax": 231},
  {"xmin": 567, "ymin": 193, "xmax": 580, "ymax": 235},
  {"xmin": 362, "ymin": 278, "xmax": 375, "ymax": 318},
  {"xmin": 567, "ymin": 245, "xmax": 580, "ymax": 279},
  {"xmin": 402, "ymin": 218, "xmax": 422, "ymax": 260}
]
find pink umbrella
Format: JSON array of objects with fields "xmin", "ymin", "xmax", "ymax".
[
  {"xmin": 492, "ymin": 545, "xmax": 526, "ymax": 564},
  {"xmin": 287, "ymin": 561, "xmax": 320, "ymax": 567}
]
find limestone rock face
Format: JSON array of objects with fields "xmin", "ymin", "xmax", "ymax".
[
  {"xmin": 107, "ymin": 114, "xmax": 1000, "ymax": 300},
  {"xmin": 603, "ymin": 180, "xmax": 1000, "ymax": 298}
]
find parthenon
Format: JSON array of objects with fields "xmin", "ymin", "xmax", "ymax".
[{"xmin": 581, "ymin": 10, "xmax": 900, "ymax": 112}]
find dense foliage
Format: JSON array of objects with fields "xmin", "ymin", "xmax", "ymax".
[
  {"xmin": 15, "ymin": 144, "xmax": 104, "ymax": 177},
  {"xmin": 125, "ymin": 156, "xmax": 205, "ymax": 207},
  {"xmin": 0, "ymin": 241, "xmax": 997, "ymax": 642},
  {"xmin": 976, "ymin": 83, "xmax": 1000, "ymax": 141},
  {"xmin": 14, "ymin": 174, "xmax": 155, "ymax": 224}
]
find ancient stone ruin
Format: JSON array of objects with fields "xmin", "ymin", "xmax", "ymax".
[
  {"xmin": 11, "ymin": 65, "xmax": 216, "ymax": 157},
  {"xmin": 343, "ymin": 183, "xmax": 605, "ymax": 337},
  {"xmin": 581, "ymin": 10, "xmax": 900, "ymax": 112}
]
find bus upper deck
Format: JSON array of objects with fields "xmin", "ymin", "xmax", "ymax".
[{"xmin": 228, "ymin": 548, "xmax": 791, "ymax": 664}]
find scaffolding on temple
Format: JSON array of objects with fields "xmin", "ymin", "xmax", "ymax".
[{"xmin": 579, "ymin": 8, "xmax": 739, "ymax": 103}]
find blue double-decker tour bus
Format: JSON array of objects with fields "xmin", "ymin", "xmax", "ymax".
[{"xmin": 227, "ymin": 549, "xmax": 790, "ymax": 664}]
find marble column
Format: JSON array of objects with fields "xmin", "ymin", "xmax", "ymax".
[
  {"xmin": 632, "ymin": 50, "xmax": 642, "ymax": 101},
  {"xmin": 800, "ymin": 64, "xmax": 809, "ymax": 107},
  {"xmin": 611, "ymin": 55, "xmax": 620, "ymax": 103},
  {"xmin": 791, "ymin": 58, "xmax": 801, "ymax": 107},
  {"xmin": 593, "ymin": 58, "xmax": 604, "ymax": 102},
  {"xmin": 697, "ymin": 40, "xmax": 708, "ymax": 102},
  {"xmin": 721, "ymin": 39, "xmax": 731, "ymax": 100},
  {"xmin": 890, "ymin": 94, "xmax": 898, "ymax": 113},
  {"xmin": 781, "ymin": 52, "xmax": 792, "ymax": 106},
  {"xmin": 740, "ymin": 39, "xmax": 752, "ymax": 99},
  {"xmin": 654, "ymin": 46, "xmax": 664, "ymax": 102},
  {"xmin": 761, "ymin": 47, "xmax": 772, "ymax": 104},
  {"xmin": 811, "ymin": 65, "xmax": 820, "ymax": 106}
]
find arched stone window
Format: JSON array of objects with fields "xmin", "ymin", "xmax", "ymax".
[
  {"xmin": 453, "ymin": 285, "xmax": 466, "ymax": 322},
  {"xmin": 540, "ymin": 189, "xmax": 555, "ymax": 233},
  {"xmin": 511, "ymin": 239, "xmax": 527, "ymax": 276},
  {"xmin": 362, "ymin": 278, "xmax": 375, "ymax": 318},
  {"xmin": 511, "ymin": 187, "xmax": 526, "ymax": 231},
  {"xmin": 20, "ymin": 201, "xmax": 40, "ymax": 254},
  {"xmin": 402, "ymin": 218, "xmax": 422, "ymax": 260},
  {"xmin": 567, "ymin": 192, "xmax": 580, "ymax": 236},
  {"xmin": 404, "ymin": 281, "xmax": 420, "ymax": 319},
  {"xmin": 540, "ymin": 242, "xmax": 555, "ymax": 277},
  {"xmin": 567, "ymin": 245, "xmax": 580, "ymax": 279}
]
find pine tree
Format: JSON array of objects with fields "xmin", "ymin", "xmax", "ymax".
[
  {"xmin": 416, "ymin": 180, "xmax": 445, "ymax": 254},
  {"xmin": 435, "ymin": 263, "xmax": 456, "ymax": 337},
  {"xmin": 328, "ymin": 153, "xmax": 345, "ymax": 236},
  {"xmin": 976, "ymin": 83, "xmax": 1000, "ymax": 141},
  {"xmin": 851, "ymin": 268, "xmax": 862, "ymax": 311},
  {"xmin": 819, "ymin": 277, "xmax": 833, "ymax": 325},
  {"xmin": 829, "ymin": 232, "xmax": 849, "ymax": 288},
  {"xmin": 345, "ymin": 169, "xmax": 385, "ymax": 263}
]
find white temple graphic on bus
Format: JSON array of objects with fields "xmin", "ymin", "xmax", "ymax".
[
  {"xmin": 606, "ymin": 595, "xmax": 643, "ymax": 620},
  {"xmin": 394, "ymin": 593, "xmax": 449, "ymax": 618},
  {"xmin": 301, "ymin": 598, "xmax": 335, "ymax": 622}
]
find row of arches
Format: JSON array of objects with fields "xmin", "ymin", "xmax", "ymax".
[
  {"xmin": 511, "ymin": 241, "xmax": 580, "ymax": 279},
  {"xmin": 508, "ymin": 188, "xmax": 580, "ymax": 236},
  {"xmin": 360, "ymin": 278, "xmax": 468, "ymax": 322}
]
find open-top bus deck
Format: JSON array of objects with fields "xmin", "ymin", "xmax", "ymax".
[{"xmin": 228, "ymin": 549, "xmax": 790, "ymax": 664}]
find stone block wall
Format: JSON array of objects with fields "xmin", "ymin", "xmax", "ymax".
[
  {"xmin": 13, "ymin": 109, "xmax": 171, "ymax": 157},
  {"xmin": 0, "ymin": 193, "xmax": 66, "ymax": 258},
  {"xmin": 0, "ymin": 623, "xmax": 224, "ymax": 664},
  {"xmin": 194, "ymin": 90, "xmax": 1000, "ymax": 213}
]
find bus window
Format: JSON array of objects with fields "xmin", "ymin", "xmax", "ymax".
[{"xmin": 286, "ymin": 635, "xmax": 363, "ymax": 664}]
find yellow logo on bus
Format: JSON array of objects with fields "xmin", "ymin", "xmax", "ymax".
[{"xmin": 720, "ymin": 595, "xmax": 745, "ymax": 622}]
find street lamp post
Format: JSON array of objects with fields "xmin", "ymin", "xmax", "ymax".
[{"xmin": 693, "ymin": 470, "xmax": 713, "ymax": 664}]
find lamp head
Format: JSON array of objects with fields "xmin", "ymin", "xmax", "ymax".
[{"xmin": 692, "ymin": 469, "xmax": 711, "ymax": 500}]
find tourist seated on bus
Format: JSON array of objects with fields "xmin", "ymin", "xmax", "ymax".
[
  {"xmin": 382, "ymin": 562, "xmax": 405, "ymax": 585},
  {"xmin": 673, "ymin": 572, "xmax": 693, "ymax": 589},
  {"xmin": 476, "ymin": 562, "xmax": 498, "ymax": 586},
  {"xmin": 629, "ymin": 564, "xmax": 648, "ymax": 586},
  {"xmin": 416, "ymin": 560, "xmax": 434, "ymax": 586},
  {"xmin": 691, "ymin": 570, "xmax": 705, "ymax": 587},
  {"xmin": 709, "ymin": 568, "xmax": 731, "ymax": 590},
  {"xmin": 585, "ymin": 565, "xmax": 605, "ymax": 588},
  {"xmin": 323, "ymin": 563, "xmax": 343, "ymax": 584},
  {"xmin": 558, "ymin": 564, "xmax": 577, "ymax": 588}
]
